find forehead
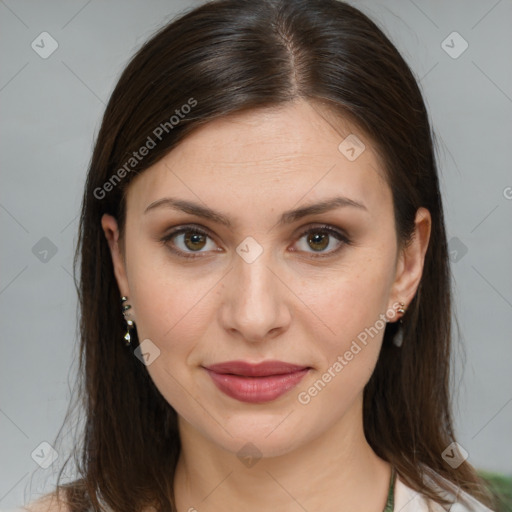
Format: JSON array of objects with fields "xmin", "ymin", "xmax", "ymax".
[{"xmin": 126, "ymin": 99, "xmax": 391, "ymax": 224}]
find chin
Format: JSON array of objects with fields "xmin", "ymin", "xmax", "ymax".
[
  {"xmin": 200, "ymin": 409, "xmax": 315, "ymax": 460},
  {"xmin": 224, "ymin": 431, "xmax": 304, "ymax": 461}
]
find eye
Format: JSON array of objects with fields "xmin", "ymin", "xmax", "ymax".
[
  {"xmin": 160, "ymin": 225, "xmax": 220, "ymax": 259},
  {"xmin": 291, "ymin": 224, "xmax": 351, "ymax": 258}
]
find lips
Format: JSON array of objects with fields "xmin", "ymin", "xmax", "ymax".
[
  {"xmin": 204, "ymin": 360, "xmax": 308, "ymax": 377},
  {"xmin": 203, "ymin": 360, "xmax": 310, "ymax": 403}
]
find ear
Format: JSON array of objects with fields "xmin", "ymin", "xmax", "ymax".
[
  {"xmin": 388, "ymin": 207, "xmax": 431, "ymax": 317},
  {"xmin": 101, "ymin": 213, "xmax": 130, "ymax": 298}
]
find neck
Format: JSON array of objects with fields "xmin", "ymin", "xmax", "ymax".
[{"xmin": 173, "ymin": 397, "xmax": 392, "ymax": 512}]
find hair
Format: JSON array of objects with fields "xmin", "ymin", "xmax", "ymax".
[{"xmin": 46, "ymin": 0, "xmax": 496, "ymax": 511}]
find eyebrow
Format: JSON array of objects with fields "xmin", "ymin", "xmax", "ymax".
[{"xmin": 143, "ymin": 195, "xmax": 368, "ymax": 227}]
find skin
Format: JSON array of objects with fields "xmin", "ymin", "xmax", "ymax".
[{"xmin": 101, "ymin": 98, "xmax": 431, "ymax": 512}]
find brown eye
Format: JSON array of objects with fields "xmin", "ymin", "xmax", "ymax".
[
  {"xmin": 307, "ymin": 231, "xmax": 330, "ymax": 252},
  {"xmin": 183, "ymin": 231, "xmax": 208, "ymax": 251},
  {"xmin": 292, "ymin": 225, "xmax": 351, "ymax": 258},
  {"xmin": 161, "ymin": 226, "xmax": 218, "ymax": 259}
]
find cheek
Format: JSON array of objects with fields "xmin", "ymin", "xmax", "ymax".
[
  {"xmin": 132, "ymin": 277, "xmax": 206, "ymax": 348},
  {"xmin": 125, "ymin": 250, "xmax": 210, "ymax": 417},
  {"xmin": 307, "ymin": 251, "xmax": 395, "ymax": 344},
  {"xmin": 294, "ymin": 262, "xmax": 392, "ymax": 415},
  {"xmin": 126, "ymin": 242, "xmax": 208, "ymax": 346}
]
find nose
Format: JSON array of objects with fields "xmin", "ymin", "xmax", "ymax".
[{"xmin": 219, "ymin": 246, "xmax": 291, "ymax": 343}]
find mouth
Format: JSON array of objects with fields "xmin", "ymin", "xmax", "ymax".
[{"xmin": 202, "ymin": 360, "xmax": 311, "ymax": 403}]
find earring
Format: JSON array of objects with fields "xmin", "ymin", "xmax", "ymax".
[
  {"xmin": 121, "ymin": 296, "xmax": 134, "ymax": 346},
  {"xmin": 393, "ymin": 302, "xmax": 407, "ymax": 347}
]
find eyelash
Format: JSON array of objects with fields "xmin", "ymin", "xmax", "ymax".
[{"xmin": 159, "ymin": 224, "xmax": 352, "ymax": 260}]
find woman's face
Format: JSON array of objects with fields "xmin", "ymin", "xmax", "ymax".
[{"xmin": 103, "ymin": 99, "xmax": 430, "ymax": 457}]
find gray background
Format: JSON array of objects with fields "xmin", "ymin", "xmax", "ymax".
[{"xmin": 1, "ymin": 0, "xmax": 511, "ymax": 509}]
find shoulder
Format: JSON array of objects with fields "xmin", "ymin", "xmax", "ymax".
[
  {"xmin": 394, "ymin": 473, "xmax": 496, "ymax": 512},
  {"xmin": 16, "ymin": 492, "xmax": 71, "ymax": 512}
]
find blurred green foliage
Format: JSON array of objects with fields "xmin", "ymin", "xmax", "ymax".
[{"xmin": 479, "ymin": 471, "xmax": 512, "ymax": 512}]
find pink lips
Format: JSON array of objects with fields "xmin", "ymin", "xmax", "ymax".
[{"xmin": 203, "ymin": 360, "xmax": 310, "ymax": 403}]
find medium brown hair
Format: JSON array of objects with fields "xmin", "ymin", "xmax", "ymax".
[{"xmin": 48, "ymin": 0, "xmax": 495, "ymax": 510}]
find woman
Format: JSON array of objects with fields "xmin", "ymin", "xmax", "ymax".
[{"xmin": 24, "ymin": 0, "xmax": 497, "ymax": 510}]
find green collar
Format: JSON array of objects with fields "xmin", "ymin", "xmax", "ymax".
[{"xmin": 383, "ymin": 467, "xmax": 396, "ymax": 512}]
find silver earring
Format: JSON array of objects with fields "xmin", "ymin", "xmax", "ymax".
[{"xmin": 121, "ymin": 296, "xmax": 134, "ymax": 346}]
